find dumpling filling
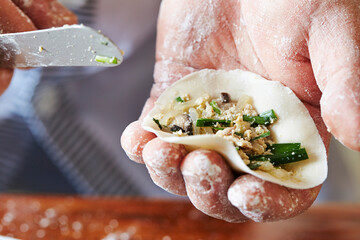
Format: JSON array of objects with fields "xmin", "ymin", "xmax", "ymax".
[{"xmin": 152, "ymin": 92, "xmax": 309, "ymax": 180}]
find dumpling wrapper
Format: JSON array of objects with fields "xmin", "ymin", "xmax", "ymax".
[{"xmin": 142, "ymin": 69, "xmax": 327, "ymax": 189}]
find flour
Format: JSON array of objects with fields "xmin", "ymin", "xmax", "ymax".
[
  {"xmin": 22, "ymin": 0, "xmax": 34, "ymax": 8},
  {"xmin": 102, "ymin": 227, "xmax": 137, "ymax": 240},
  {"xmin": 161, "ymin": 0, "xmax": 219, "ymax": 61},
  {"xmin": 194, "ymin": 152, "xmax": 222, "ymax": 178}
]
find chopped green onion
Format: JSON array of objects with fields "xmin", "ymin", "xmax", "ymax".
[
  {"xmin": 235, "ymin": 132, "xmax": 243, "ymax": 137},
  {"xmin": 260, "ymin": 109, "xmax": 277, "ymax": 121},
  {"xmin": 212, "ymin": 127, "xmax": 225, "ymax": 130},
  {"xmin": 101, "ymin": 41, "xmax": 109, "ymax": 46},
  {"xmin": 252, "ymin": 131, "xmax": 270, "ymax": 141},
  {"xmin": 210, "ymin": 100, "xmax": 221, "ymax": 114},
  {"xmin": 196, "ymin": 118, "xmax": 231, "ymax": 127},
  {"xmin": 153, "ymin": 118, "xmax": 162, "ymax": 130},
  {"xmin": 243, "ymin": 115, "xmax": 261, "ymax": 125},
  {"xmin": 249, "ymin": 148, "xmax": 308, "ymax": 166},
  {"xmin": 248, "ymin": 162, "xmax": 261, "ymax": 170},
  {"xmin": 95, "ymin": 55, "xmax": 119, "ymax": 64},
  {"xmin": 267, "ymin": 143, "xmax": 301, "ymax": 154},
  {"xmin": 175, "ymin": 96, "xmax": 184, "ymax": 103},
  {"xmin": 243, "ymin": 109, "xmax": 277, "ymax": 126},
  {"xmin": 235, "ymin": 146, "xmax": 240, "ymax": 151}
]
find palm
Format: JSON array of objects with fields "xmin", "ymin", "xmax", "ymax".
[{"xmin": 154, "ymin": 0, "xmax": 318, "ymax": 99}]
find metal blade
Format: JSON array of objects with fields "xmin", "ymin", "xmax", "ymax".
[{"xmin": 0, "ymin": 25, "xmax": 123, "ymax": 68}]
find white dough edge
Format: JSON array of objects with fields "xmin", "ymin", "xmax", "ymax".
[{"xmin": 142, "ymin": 69, "xmax": 327, "ymax": 189}]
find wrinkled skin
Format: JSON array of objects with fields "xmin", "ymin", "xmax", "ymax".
[
  {"xmin": 0, "ymin": 0, "xmax": 77, "ymax": 94},
  {"xmin": 122, "ymin": 0, "xmax": 360, "ymax": 222}
]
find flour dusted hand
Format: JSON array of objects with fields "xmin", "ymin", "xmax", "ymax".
[{"xmin": 121, "ymin": 0, "xmax": 360, "ymax": 222}]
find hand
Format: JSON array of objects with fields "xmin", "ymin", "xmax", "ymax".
[
  {"xmin": 121, "ymin": 0, "xmax": 360, "ymax": 222},
  {"xmin": 0, "ymin": 0, "xmax": 77, "ymax": 95}
]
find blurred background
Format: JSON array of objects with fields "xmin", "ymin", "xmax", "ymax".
[{"xmin": 0, "ymin": 0, "xmax": 359, "ymax": 203}]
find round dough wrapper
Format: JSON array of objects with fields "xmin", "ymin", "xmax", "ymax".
[{"xmin": 142, "ymin": 69, "xmax": 327, "ymax": 189}]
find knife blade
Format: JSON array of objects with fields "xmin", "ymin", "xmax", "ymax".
[{"xmin": 0, "ymin": 24, "xmax": 123, "ymax": 68}]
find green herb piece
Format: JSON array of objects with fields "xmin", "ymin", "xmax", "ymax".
[
  {"xmin": 249, "ymin": 148, "xmax": 308, "ymax": 166},
  {"xmin": 267, "ymin": 143, "xmax": 301, "ymax": 154},
  {"xmin": 175, "ymin": 96, "xmax": 184, "ymax": 103},
  {"xmin": 252, "ymin": 131, "xmax": 271, "ymax": 141},
  {"xmin": 212, "ymin": 127, "xmax": 225, "ymax": 130},
  {"xmin": 95, "ymin": 55, "xmax": 119, "ymax": 64},
  {"xmin": 235, "ymin": 146, "xmax": 240, "ymax": 151},
  {"xmin": 210, "ymin": 100, "xmax": 221, "ymax": 114},
  {"xmin": 101, "ymin": 41, "xmax": 109, "ymax": 46},
  {"xmin": 243, "ymin": 109, "xmax": 277, "ymax": 126},
  {"xmin": 153, "ymin": 118, "xmax": 162, "ymax": 130},
  {"xmin": 234, "ymin": 132, "xmax": 243, "ymax": 137},
  {"xmin": 260, "ymin": 109, "xmax": 277, "ymax": 122},
  {"xmin": 248, "ymin": 162, "xmax": 261, "ymax": 170},
  {"xmin": 196, "ymin": 118, "xmax": 231, "ymax": 127},
  {"xmin": 242, "ymin": 115, "xmax": 260, "ymax": 125}
]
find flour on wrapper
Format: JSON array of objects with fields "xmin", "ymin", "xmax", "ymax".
[{"xmin": 142, "ymin": 69, "xmax": 327, "ymax": 189}]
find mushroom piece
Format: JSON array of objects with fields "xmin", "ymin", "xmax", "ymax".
[
  {"xmin": 170, "ymin": 114, "xmax": 193, "ymax": 135},
  {"xmin": 220, "ymin": 92, "xmax": 231, "ymax": 103}
]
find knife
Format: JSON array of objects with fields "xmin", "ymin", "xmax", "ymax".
[{"xmin": 0, "ymin": 24, "xmax": 123, "ymax": 68}]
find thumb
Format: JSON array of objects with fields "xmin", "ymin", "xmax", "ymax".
[{"xmin": 309, "ymin": 1, "xmax": 360, "ymax": 151}]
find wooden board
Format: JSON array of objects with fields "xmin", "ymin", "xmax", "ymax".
[{"xmin": 0, "ymin": 195, "xmax": 359, "ymax": 240}]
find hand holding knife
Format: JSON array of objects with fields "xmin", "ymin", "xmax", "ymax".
[{"xmin": 0, "ymin": 24, "xmax": 123, "ymax": 68}]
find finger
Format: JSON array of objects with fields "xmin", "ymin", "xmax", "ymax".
[
  {"xmin": 308, "ymin": 1, "xmax": 360, "ymax": 151},
  {"xmin": 142, "ymin": 138, "xmax": 187, "ymax": 196},
  {"xmin": 120, "ymin": 120, "xmax": 156, "ymax": 164},
  {"xmin": 181, "ymin": 149, "xmax": 247, "ymax": 223},
  {"xmin": 228, "ymin": 175, "xmax": 321, "ymax": 222},
  {"xmin": 241, "ymin": 1, "xmax": 322, "ymax": 106},
  {"xmin": 0, "ymin": 69, "xmax": 13, "ymax": 95},
  {"xmin": 304, "ymin": 102, "xmax": 331, "ymax": 150},
  {"xmin": 0, "ymin": 0, "xmax": 36, "ymax": 33},
  {"xmin": 11, "ymin": 0, "xmax": 77, "ymax": 29},
  {"xmin": 0, "ymin": 0, "xmax": 37, "ymax": 94}
]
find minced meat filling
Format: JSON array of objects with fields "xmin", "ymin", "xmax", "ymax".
[{"xmin": 153, "ymin": 92, "xmax": 309, "ymax": 177}]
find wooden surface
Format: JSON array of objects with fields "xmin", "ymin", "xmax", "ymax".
[{"xmin": 0, "ymin": 195, "xmax": 359, "ymax": 240}]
